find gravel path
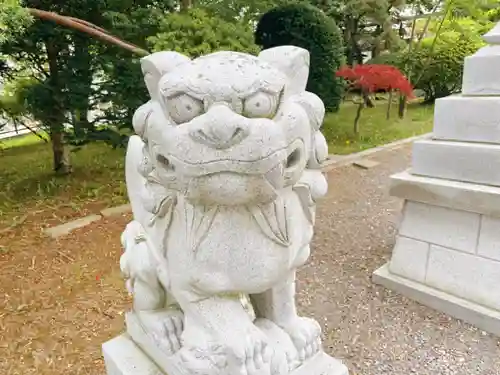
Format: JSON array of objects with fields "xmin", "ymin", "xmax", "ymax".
[{"xmin": 299, "ymin": 144, "xmax": 500, "ymax": 375}]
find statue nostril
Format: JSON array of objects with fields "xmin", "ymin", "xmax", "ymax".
[
  {"xmin": 232, "ymin": 127, "xmax": 244, "ymax": 139},
  {"xmin": 189, "ymin": 125, "xmax": 249, "ymax": 149}
]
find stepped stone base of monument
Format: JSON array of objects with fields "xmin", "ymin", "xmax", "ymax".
[
  {"xmin": 373, "ymin": 170, "xmax": 500, "ymax": 335},
  {"xmin": 373, "ymin": 264, "xmax": 500, "ymax": 335},
  {"xmin": 103, "ymin": 334, "xmax": 349, "ymax": 375}
]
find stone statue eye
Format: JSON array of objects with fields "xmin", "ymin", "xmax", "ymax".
[
  {"xmin": 166, "ymin": 93, "xmax": 204, "ymax": 124},
  {"xmin": 242, "ymin": 91, "xmax": 280, "ymax": 119}
]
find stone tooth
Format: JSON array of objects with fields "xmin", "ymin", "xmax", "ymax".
[{"xmin": 264, "ymin": 163, "xmax": 285, "ymax": 188}]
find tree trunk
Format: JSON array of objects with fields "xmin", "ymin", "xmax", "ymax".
[
  {"xmin": 398, "ymin": 95, "xmax": 406, "ymax": 119},
  {"xmin": 51, "ymin": 130, "xmax": 72, "ymax": 175},
  {"xmin": 371, "ymin": 26, "xmax": 382, "ymax": 58},
  {"xmin": 354, "ymin": 102, "xmax": 364, "ymax": 135},
  {"xmin": 387, "ymin": 91, "xmax": 393, "ymax": 120},
  {"xmin": 353, "ymin": 44, "xmax": 363, "ymax": 65},
  {"xmin": 363, "ymin": 92, "xmax": 375, "ymax": 108},
  {"xmin": 180, "ymin": 0, "xmax": 192, "ymax": 11},
  {"xmin": 344, "ymin": 19, "xmax": 355, "ymax": 66},
  {"xmin": 45, "ymin": 40, "xmax": 72, "ymax": 174},
  {"xmin": 73, "ymin": 36, "xmax": 94, "ymax": 138},
  {"xmin": 344, "ymin": 17, "xmax": 363, "ymax": 66}
]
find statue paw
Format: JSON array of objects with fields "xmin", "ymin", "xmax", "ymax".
[
  {"xmin": 281, "ymin": 317, "xmax": 322, "ymax": 362},
  {"xmin": 178, "ymin": 344, "xmax": 227, "ymax": 375},
  {"xmin": 228, "ymin": 328, "xmax": 288, "ymax": 375},
  {"xmin": 136, "ymin": 310, "xmax": 184, "ymax": 354}
]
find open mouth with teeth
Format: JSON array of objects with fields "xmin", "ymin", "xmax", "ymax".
[
  {"xmin": 154, "ymin": 139, "xmax": 306, "ymax": 181},
  {"xmin": 151, "ymin": 142, "xmax": 307, "ymax": 205},
  {"xmin": 157, "ymin": 148, "xmax": 302, "ymax": 174}
]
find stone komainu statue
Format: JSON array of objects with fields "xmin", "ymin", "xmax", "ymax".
[{"xmin": 119, "ymin": 46, "xmax": 333, "ymax": 375}]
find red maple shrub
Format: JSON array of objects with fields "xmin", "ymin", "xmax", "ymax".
[
  {"xmin": 336, "ymin": 64, "xmax": 414, "ymax": 98},
  {"xmin": 335, "ymin": 64, "xmax": 414, "ymax": 133}
]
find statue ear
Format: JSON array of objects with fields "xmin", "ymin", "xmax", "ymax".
[
  {"xmin": 141, "ymin": 51, "xmax": 191, "ymax": 100},
  {"xmin": 258, "ymin": 46, "xmax": 310, "ymax": 97}
]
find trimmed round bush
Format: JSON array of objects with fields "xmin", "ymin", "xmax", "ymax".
[{"xmin": 255, "ymin": 3, "xmax": 344, "ymax": 112}]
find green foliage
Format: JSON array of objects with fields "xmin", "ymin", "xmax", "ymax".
[
  {"xmin": 197, "ymin": 0, "xmax": 287, "ymax": 24},
  {"xmin": 413, "ymin": 13, "xmax": 491, "ymax": 101},
  {"xmin": 0, "ymin": 0, "xmax": 32, "ymax": 43},
  {"xmin": 0, "ymin": 0, "xmax": 179, "ymax": 152},
  {"xmin": 0, "ymin": 76, "xmax": 39, "ymax": 133},
  {"xmin": 445, "ymin": 0, "xmax": 499, "ymax": 19},
  {"xmin": 255, "ymin": 2, "xmax": 345, "ymax": 112},
  {"xmin": 408, "ymin": 40, "xmax": 481, "ymax": 100},
  {"xmin": 330, "ymin": 0, "xmax": 415, "ymax": 65},
  {"xmin": 426, "ymin": 6, "xmax": 494, "ymax": 43},
  {"xmin": 149, "ymin": 8, "xmax": 259, "ymax": 57},
  {"xmin": 87, "ymin": 4, "xmax": 173, "ymax": 147},
  {"xmin": 486, "ymin": 7, "xmax": 500, "ymax": 22},
  {"xmin": 368, "ymin": 14, "xmax": 489, "ymax": 102},
  {"xmin": 195, "ymin": 0, "xmax": 341, "ymax": 24},
  {"xmin": 0, "ymin": 77, "xmax": 30, "ymax": 117},
  {"xmin": 366, "ymin": 52, "xmax": 401, "ymax": 66}
]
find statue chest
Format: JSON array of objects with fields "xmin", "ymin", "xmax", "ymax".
[{"xmin": 165, "ymin": 192, "xmax": 314, "ymax": 294}]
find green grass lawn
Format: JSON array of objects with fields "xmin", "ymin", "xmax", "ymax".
[
  {"xmin": 0, "ymin": 139, "xmax": 127, "ymax": 226},
  {"xmin": 323, "ymin": 101, "xmax": 434, "ymax": 154},
  {"xmin": 0, "ymin": 101, "xmax": 434, "ymax": 225},
  {"xmin": 0, "ymin": 132, "xmax": 48, "ymax": 149}
]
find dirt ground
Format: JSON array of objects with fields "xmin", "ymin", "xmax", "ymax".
[
  {"xmin": 0, "ymin": 214, "xmax": 131, "ymax": 375},
  {"xmin": 1, "ymin": 144, "xmax": 500, "ymax": 375}
]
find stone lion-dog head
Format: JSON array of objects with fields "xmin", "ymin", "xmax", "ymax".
[{"xmin": 132, "ymin": 47, "xmax": 328, "ymax": 207}]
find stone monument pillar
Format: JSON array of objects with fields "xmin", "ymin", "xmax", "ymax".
[
  {"xmin": 374, "ymin": 22, "xmax": 500, "ymax": 335},
  {"xmin": 102, "ymin": 46, "xmax": 349, "ymax": 375}
]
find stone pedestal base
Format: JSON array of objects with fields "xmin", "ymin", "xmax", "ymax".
[
  {"xmin": 103, "ymin": 334, "xmax": 349, "ymax": 375},
  {"xmin": 373, "ymin": 170, "xmax": 500, "ymax": 336},
  {"xmin": 373, "ymin": 263, "xmax": 500, "ymax": 335}
]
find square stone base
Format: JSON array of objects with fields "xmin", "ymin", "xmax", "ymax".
[
  {"xmin": 103, "ymin": 334, "xmax": 164, "ymax": 375},
  {"xmin": 373, "ymin": 263, "xmax": 500, "ymax": 336},
  {"xmin": 103, "ymin": 334, "xmax": 349, "ymax": 375},
  {"xmin": 383, "ymin": 170, "xmax": 500, "ymax": 335}
]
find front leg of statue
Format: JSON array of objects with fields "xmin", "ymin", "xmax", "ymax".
[
  {"xmin": 250, "ymin": 270, "xmax": 322, "ymax": 363},
  {"xmin": 175, "ymin": 291, "xmax": 289, "ymax": 375}
]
